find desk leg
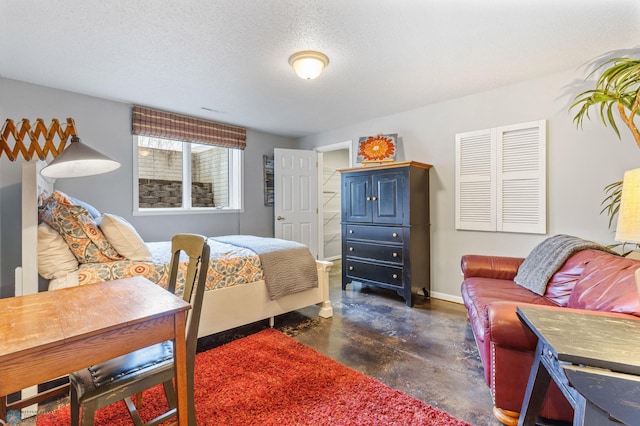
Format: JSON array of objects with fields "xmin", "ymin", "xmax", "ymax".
[
  {"xmin": 0, "ymin": 396, "xmax": 6, "ymax": 424},
  {"xmin": 574, "ymin": 396, "xmax": 620, "ymax": 426},
  {"xmin": 518, "ymin": 341, "xmax": 552, "ymax": 426},
  {"xmin": 174, "ymin": 311, "xmax": 188, "ymax": 426}
]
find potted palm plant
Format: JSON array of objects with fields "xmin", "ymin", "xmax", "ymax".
[{"xmin": 571, "ymin": 56, "xmax": 640, "ymax": 228}]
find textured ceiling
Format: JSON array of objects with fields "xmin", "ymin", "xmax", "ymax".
[{"xmin": 1, "ymin": 0, "xmax": 639, "ymax": 137}]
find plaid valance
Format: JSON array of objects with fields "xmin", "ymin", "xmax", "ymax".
[{"xmin": 131, "ymin": 105, "xmax": 246, "ymax": 150}]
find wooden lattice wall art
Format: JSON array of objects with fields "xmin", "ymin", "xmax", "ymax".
[{"xmin": 0, "ymin": 118, "xmax": 77, "ymax": 161}]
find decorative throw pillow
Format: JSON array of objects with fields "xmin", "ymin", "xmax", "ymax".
[
  {"xmin": 69, "ymin": 196, "xmax": 102, "ymax": 219},
  {"xmin": 99, "ymin": 213, "xmax": 152, "ymax": 261},
  {"xmin": 37, "ymin": 223, "xmax": 79, "ymax": 279},
  {"xmin": 39, "ymin": 190, "xmax": 75, "ymax": 223},
  {"xmin": 43, "ymin": 204, "xmax": 124, "ymax": 263}
]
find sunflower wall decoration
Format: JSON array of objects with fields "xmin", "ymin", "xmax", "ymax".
[{"xmin": 357, "ymin": 133, "xmax": 397, "ymax": 164}]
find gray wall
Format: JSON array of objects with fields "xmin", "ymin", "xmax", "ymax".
[
  {"xmin": 3, "ymin": 63, "xmax": 639, "ymax": 302},
  {"xmin": 0, "ymin": 78, "xmax": 297, "ymax": 297},
  {"xmin": 299, "ymin": 66, "xmax": 640, "ymax": 302}
]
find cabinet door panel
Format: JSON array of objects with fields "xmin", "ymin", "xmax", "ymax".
[
  {"xmin": 343, "ymin": 174, "xmax": 371, "ymax": 222},
  {"xmin": 373, "ymin": 171, "xmax": 404, "ymax": 224}
]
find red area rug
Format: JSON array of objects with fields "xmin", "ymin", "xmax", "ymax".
[{"xmin": 37, "ymin": 329, "xmax": 470, "ymax": 425}]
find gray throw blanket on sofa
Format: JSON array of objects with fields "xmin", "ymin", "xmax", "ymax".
[
  {"xmin": 513, "ymin": 234, "xmax": 610, "ymax": 296},
  {"xmin": 212, "ymin": 235, "xmax": 318, "ymax": 300}
]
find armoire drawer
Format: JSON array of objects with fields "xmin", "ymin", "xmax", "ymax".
[
  {"xmin": 345, "ymin": 225, "xmax": 403, "ymax": 244},
  {"xmin": 345, "ymin": 241, "xmax": 403, "ymax": 264},
  {"xmin": 345, "ymin": 259, "xmax": 404, "ymax": 288}
]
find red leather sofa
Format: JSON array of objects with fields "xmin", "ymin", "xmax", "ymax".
[{"xmin": 460, "ymin": 249, "xmax": 640, "ymax": 425}]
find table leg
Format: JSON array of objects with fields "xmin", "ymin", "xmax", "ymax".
[
  {"xmin": 173, "ymin": 311, "xmax": 188, "ymax": 426},
  {"xmin": 1, "ymin": 395, "xmax": 6, "ymax": 424},
  {"xmin": 574, "ymin": 396, "xmax": 621, "ymax": 426},
  {"xmin": 518, "ymin": 341, "xmax": 552, "ymax": 426}
]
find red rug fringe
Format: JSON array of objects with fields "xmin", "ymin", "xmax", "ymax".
[{"xmin": 36, "ymin": 329, "xmax": 471, "ymax": 425}]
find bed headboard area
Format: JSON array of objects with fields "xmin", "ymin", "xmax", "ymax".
[{"xmin": 36, "ymin": 189, "xmax": 152, "ymax": 288}]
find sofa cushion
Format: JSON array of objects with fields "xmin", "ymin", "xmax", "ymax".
[
  {"xmin": 567, "ymin": 251, "xmax": 640, "ymax": 316},
  {"xmin": 543, "ymin": 249, "xmax": 603, "ymax": 306},
  {"xmin": 514, "ymin": 234, "xmax": 607, "ymax": 296}
]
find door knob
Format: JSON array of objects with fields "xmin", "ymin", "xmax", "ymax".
[{"xmin": 276, "ymin": 215, "xmax": 285, "ymax": 220}]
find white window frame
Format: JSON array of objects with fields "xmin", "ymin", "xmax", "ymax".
[
  {"xmin": 455, "ymin": 120, "xmax": 546, "ymax": 234},
  {"xmin": 132, "ymin": 135, "xmax": 244, "ymax": 215}
]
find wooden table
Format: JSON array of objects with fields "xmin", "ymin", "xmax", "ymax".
[
  {"xmin": 516, "ymin": 306, "xmax": 640, "ymax": 426},
  {"xmin": 0, "ymin": 277, "xmax": 191, "ymax": 425}
]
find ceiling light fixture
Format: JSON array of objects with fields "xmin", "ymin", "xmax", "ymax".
[{"xmin": 288, "ymin": 50, "xmax": 329, "ymax": 80}]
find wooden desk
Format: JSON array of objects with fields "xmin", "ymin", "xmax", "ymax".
[
  {"xmin": 0, "ymin": 277, "xmax": 191, "ymax": 425},
  {"xmin": 516, "ymin": 306, "xmax": 640, "ymax": 426}
]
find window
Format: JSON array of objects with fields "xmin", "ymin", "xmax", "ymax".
[
  {"xmin": 131, "ymin": 105, "xmax": 246, "ymax": 214},
  {"xmin": 455, "ymin": 120, "xmax": 546, "ymax": 234},
  {"xmin": 134, "ymin": 135, "xmax": 242, "ymax": 212}
]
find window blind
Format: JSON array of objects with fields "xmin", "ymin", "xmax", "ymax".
[{"xmin": 131, "ymin": 105, "xmax": 246, "ymax": 150}]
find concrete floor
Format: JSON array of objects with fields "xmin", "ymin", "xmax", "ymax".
[
  {"xmin": 24, "ymin": 260, "xmax": 502, "ymax": 425},
  {"xmin": 199, "ymin": 260, "xmax": 502, "ymax": 426}
]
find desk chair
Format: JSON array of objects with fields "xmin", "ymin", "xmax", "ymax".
[{"xmin": 69, "ymin": 234, "xmax": 210, "ymax": 425}]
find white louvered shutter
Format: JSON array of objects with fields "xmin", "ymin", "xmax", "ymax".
[
  {"xmin": 455, "ymin": 120, "xmax": 547, "ymax": 234},
  {"xmin": 497, "ymin": 120, "xmax": 546, "ymax": 234},
  {"xmin": 455, "ymin": 128, "xmax": 496, "ymax": 231}
]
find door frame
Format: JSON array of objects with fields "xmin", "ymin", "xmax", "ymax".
[{"xmin": 315, "ymin": 141, "xmax": 353, "ymax": 260}]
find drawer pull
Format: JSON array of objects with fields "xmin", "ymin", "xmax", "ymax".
[
  {"xmin": 371, "ymin": 196, "xmax": 378, "ymax": 201},
  {"xmin": 366, "ymin": 196, "xmax": 372, "ymax": 201},
  {"xmin": 349, "ymin": 229, "xmax": 354, "ymax": 234},
  {"xmin": 349, "ymin": 266, "xmax": 354, "ymax": 271},
  {"xmin": 349, "ymin": 247, "xmax": 354, "ymax": 252},
  {"xmin": 392, "ymin": 252, "xmax": 398, "ymax": 257},
  {"xmin": 392, "ymin": 232, "xmax": 398, "ymax": 238},
  {"xmin": 392, "ymin": 274, "xmax": 398, "ymax": 279}
]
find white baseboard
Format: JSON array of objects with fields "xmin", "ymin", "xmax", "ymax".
[{"xmin": 429, "ymin": 291, "xmax": 463, "ymax": 304}]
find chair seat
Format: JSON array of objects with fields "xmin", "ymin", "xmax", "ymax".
[{"xmin": 70, "ymin": 341, "xmax": 173, "ymax": 402}]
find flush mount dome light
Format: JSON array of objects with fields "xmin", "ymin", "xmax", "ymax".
[{"xmin": 288, "ymin": 50, "xmax": 329, "ymax": 80}]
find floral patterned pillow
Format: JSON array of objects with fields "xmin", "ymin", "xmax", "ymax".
[
  {"xmin": 39, "ymin": 190, "xmax": 74, "ymax": 222},
  {"xmin": 43, "ymin": 203, "xmax": 123, "ymax": 264}
]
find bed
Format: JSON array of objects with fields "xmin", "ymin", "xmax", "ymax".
[{"xmin": 37, "ymin": 190, "xmax": 333, "ymax": 338}]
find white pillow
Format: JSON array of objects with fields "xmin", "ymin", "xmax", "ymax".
[
  {"xmin": 99, "ymin": 213, "xmax": 152, "ymax": 261},
  {"xmin": 48, "ymin": 270, "xmax": 80, "ymax": 290},
  {"xmin": 38, "ymin": 223, "xmax": 79, "ymax": 279}
]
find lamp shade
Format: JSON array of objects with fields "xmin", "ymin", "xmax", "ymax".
[
  {"xmin": 615, "ymin": 168, "xmax": 640, "ymax": 243},
  {"xmin": 40, "ymin": 136, "xmax": 120, "ymax": 178},
  {"xmin": 288, "ymin": 50, "xmax": 329, "ymax": 80}
]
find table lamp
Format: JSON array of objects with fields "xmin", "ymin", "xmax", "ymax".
[{"xmin": 614, "ymin": 168, "xmax": 640, "ymax": 295}]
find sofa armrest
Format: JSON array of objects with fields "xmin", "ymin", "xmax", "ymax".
[
  {"xmin": 461, "ymin": 254, "xmax": 525, "ymax": 280},
  {"xmin": 486, "ymin": 301, "xmax": 539, "ymax": 351},
  {"xmin": 486, "ymin": 302, "xmax": 640, "ymax": 352}
]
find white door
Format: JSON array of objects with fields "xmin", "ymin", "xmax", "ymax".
[{"xmin": 274, "ymin": 149, "xmax": 318, "ymax": 258}]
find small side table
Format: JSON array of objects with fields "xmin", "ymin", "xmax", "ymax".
[{"xmin": 516, "ymin": 306, "xmax": 640, "ymax": 426}]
